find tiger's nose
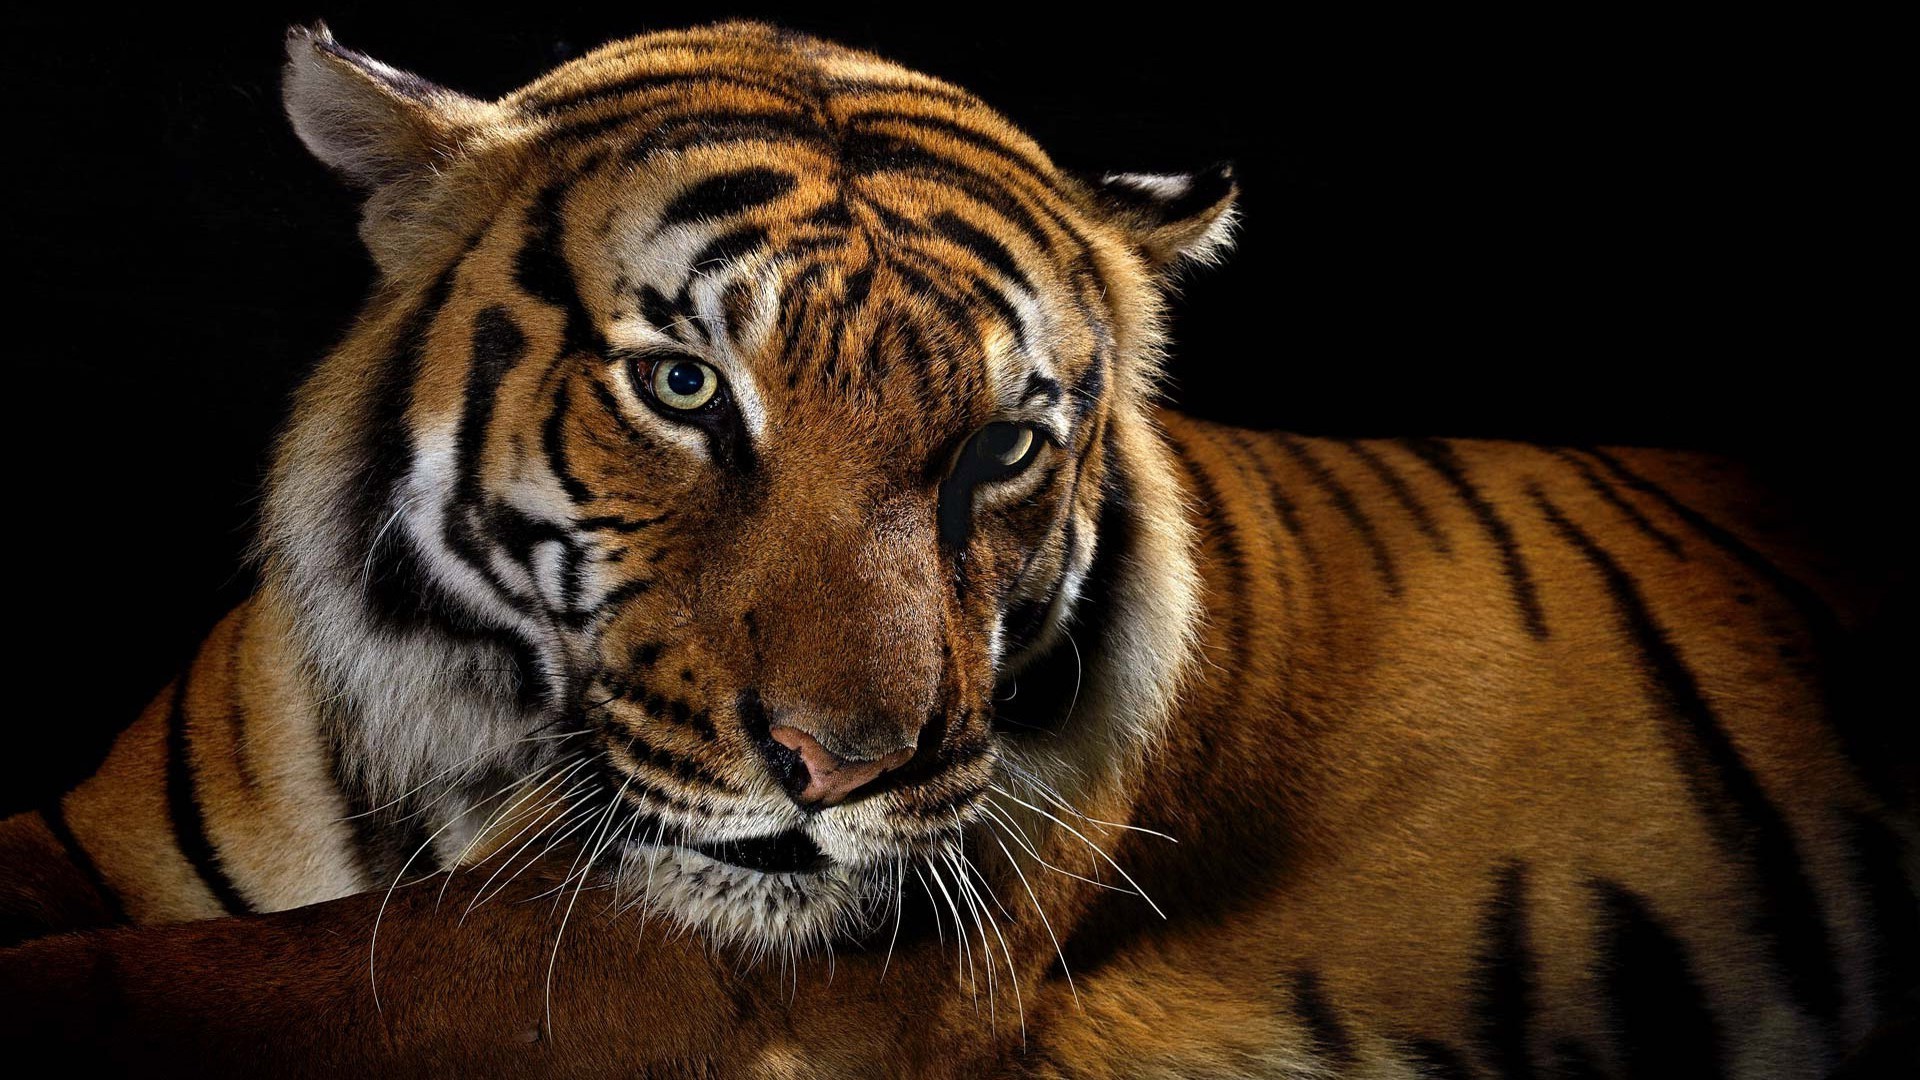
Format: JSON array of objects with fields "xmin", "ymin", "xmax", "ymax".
[{"xmin": 766, "ymin": 725, "xmax": 915, "ymax": 807}]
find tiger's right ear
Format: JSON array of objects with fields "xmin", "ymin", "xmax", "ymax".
[{"xmin": 282, "ymin": 25, "xmax": 506, "ymax": 267}]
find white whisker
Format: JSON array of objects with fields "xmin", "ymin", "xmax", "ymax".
[
  {"xmin": 987, "ymin": 789, "xmax": 1166, "ymax": 919},
  {"xmin": 982, "ymin": 813, "xmax": 1079, "ymax": 1010}
]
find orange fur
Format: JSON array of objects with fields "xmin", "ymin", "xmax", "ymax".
[{"xmin": 1, "ymin": 22, "xmax": 1911, "ymax": 1077}]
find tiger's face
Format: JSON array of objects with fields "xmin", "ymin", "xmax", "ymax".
[{"xmin": 271, "ymin": 22, "xmax": 1232, "ymax": 949}]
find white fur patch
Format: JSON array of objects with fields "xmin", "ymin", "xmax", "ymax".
[{"xmin": 1103, "ymin": 171, "xmax": 1194, "ymax": 200}]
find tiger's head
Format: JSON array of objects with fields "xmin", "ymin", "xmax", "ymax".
[{"xmin": 264, "ymin": 22, "xmax": 1232, "ymax": 951}]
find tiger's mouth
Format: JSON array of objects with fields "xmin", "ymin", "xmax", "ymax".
[{"xmin": 685, "ymin": 828, "xmax": 828, "ymax": 875}]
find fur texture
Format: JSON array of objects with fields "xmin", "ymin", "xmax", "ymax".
[{"xmin": 0, "ymin": 21, "xmax": 1912, "ymax": 1078}]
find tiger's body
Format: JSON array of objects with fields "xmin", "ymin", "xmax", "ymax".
[{"xmin": 1, "ymin": 21, "xmax": 1911, "ymax": 1078}]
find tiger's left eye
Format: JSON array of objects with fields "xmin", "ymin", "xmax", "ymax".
[
  {"xmin": 965, "ymin": 422, "xmax": 1042, "ymax": 480},
  {"xmin": 647, "ymin": 357, "xmax": 721, "ymax": 411}
]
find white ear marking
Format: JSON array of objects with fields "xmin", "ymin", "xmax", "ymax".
[{"xmin": 1079, "ymin": 163, "xmax": 1241, "ymax": 272}]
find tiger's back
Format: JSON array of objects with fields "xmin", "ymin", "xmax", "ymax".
[{"xmin": 1027, "ymin": 421, "xmax": 1916, "ymax": 1077}]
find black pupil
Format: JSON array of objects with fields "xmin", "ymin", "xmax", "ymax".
[
  {"xmin": 979, "ymin": 424, "xmax": 1025, "ymax": 464},
  {"xmin": 666, "ymin": 361, "xmax": 706, "ymax": 398}
]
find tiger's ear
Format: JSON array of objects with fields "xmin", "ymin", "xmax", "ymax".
[
  {"xmin": 282, "ymin": 24, "xmax": 506, "ymax": 268},
  {"xmin": 1074, "ymin": 163, "xmax": 1240, "ymax": 273}
]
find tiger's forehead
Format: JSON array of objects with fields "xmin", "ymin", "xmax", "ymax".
[
  {"xmin": 467, "ymin": 22, "xmax": 1122, "ymax": 449},
  {"xmin": 554, "ymin": 149, "xmax": 1089, "ymax": 433}
]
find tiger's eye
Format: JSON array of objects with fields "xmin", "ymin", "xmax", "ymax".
[
  {"xmin": 975, "ymin": 423, "xmax": 1035, "ymax": 468},
  {"xmin": 651, "ymin": 358, "xmax": 720, "ymax": 411}
]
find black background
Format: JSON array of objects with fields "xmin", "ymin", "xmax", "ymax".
[{"xmin": 1, "ymin": 7, "xmax": 1898, "ymax": 810}]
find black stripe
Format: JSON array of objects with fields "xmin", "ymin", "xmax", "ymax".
[
  {"xmin": 1401, "ymin": 438, "xmax": 1549, "ymax": 640},
  {"xmin": 928, "ymin": 210, "xmax": 1032, "ymax": 292},
  {"xmin": 1165, "ymin": 429, "xmax": 1252, "ymax": 710},
  {"xmin": 526, "ymin": 70, "xmax": 815, "ymax": 117},
  {"xmin": 1278, "ymin": 435, "xmax": 1402, "ymax": 597},
  {"xmin": 516, "ymin": 179, "xmax": 607, "ymax": 359},
  {"xmin": 688, "ymin": 224, "xmax": 771, "ymax": 274},
  {"xmin": 541, "ymin": 378, "xmax": 592, "ymax": 504},
  {"xmin": 587, "ymin": 374, "xmax": 659, "ymax": 450},
  {"xmin": 1544, "ymin": 448, "xmax": 1685, "ymax": 558},
  {"xmin": 989, "ymin": 441, "xmax": 1130, "ymax": 737},
  {"xmin": 1472, "ymin": 861, "xmax": 1538, "ymax": 1079},
  {"xmin": 1020, "ymin": 373, "xmax": 1063, "ymax": 410},
  {"xmin": 1845, "ymin": 812, "xmax": 1920, "ymax": 1023},
  {"xmin": 608, "ymin": 731, "xmax": 737, "ymax": 794},
  {"xmin": 353, "ymin": 256, "xmax": 464, "ymax": 597},
  {"xmin": 457, "ymin": 307, "xmax": 534, "ymax": 513},
  {"xmin": 886, "ymin": 257, "xmax": 987, "ymax": 355},
  {"xmin": 637, "ymin": 284, "xmax": 681, "ymax": 339},
  {"xmin": 888, "ymin": 242, "xmax": 1028, "ymax": 350},
  {"xmin": 165, "ymin": 677, "xmax": 250, "ymax": 915},
  {"xmin": 841, "ymin": 263, "xmax": 876, "ymax": 318},
  {"xmin": 836, "ymin": 111, "xmax": 1103, "ymax": 292},
  {"xmin": 1289, "ymin": 969, "xmax": 1356, "ymax": 1069},
  {"xmin": 1532, "ymin": 488, "xmax": 1843, "ymax": 1039},
  {"xmin": 1405, "ymin": 1039, "xmax": 1476, "ymax": 1079},
  {"xmin": 1591, "ymin": 879, "xmax": 1724, "ymax": 1078},
  {"xmin": 846, "ymin": 110, "xmax": 1057, "ymax": 192},
  {"xmin": 822, "ymin": 76, "xmax": 985, "ymax": 111},
  {"xmin": 488, "ymin": 502, "xmax": 572, "ymax": 573},
  {"xmin": 576, "ymin": 512, "xmax": 669, "ymax": 534},
  {"xmin": 1549, "ymin": 1041, "xmax": 1607, "ymax": 1080},
  {"xmin": 839, "ymin": 128, "xmax": 1058, "ymax": 255},
  {"xmin": 563, "ymin": 576, "xmax": 656, "ymax": 630},
  {"xmin": 1337, "ymin": 438, "xmax": 1451, "ymax": 554},
  {"xmin": 1582, "ymin": 447, "xmax": 1893, "ymax": 804},
  {"xmin": 621, "ymin": 109, "xmax": 829, "ymax": 163},
  {"xmin": 41, "ymin": 797, "xmax": 125, "ymax": 924},
  {"xmin": 351, "ymin": 252, "xmax": 549, "ymax": 692},
  {"xmin": 775, "ymin": 259, "xmax": 835, "ymax": 373},
  {"xmin": 657, "ymin": 167, "xmax": 797, "ymax": 230},
  {"xmin": 1226, "ymin": 429, "xmax": 1325, "ymax": 598}
]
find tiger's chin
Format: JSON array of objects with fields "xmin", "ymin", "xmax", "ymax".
[{"xmin": 613, "ymin": 836, "xmax": 890, "ymax": 955}]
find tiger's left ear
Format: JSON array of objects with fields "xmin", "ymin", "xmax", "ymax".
[{"xmin": 1072, "ymin": 163, "xmax": 1240, "ymax": 273}]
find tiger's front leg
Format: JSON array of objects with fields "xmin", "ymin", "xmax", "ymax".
[{"xmin": 0, "ymin": 862, "xmax": 1030, "ymax": 1077}]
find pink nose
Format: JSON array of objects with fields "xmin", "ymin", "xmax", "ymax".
[{"xmin": 768, "ymin": 726, "xmax": 915, "ymax": 807}]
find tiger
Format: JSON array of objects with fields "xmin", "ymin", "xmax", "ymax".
[{"xmin": 0, "ymin": 19, "xmax": 1912, "ymax": 1078}]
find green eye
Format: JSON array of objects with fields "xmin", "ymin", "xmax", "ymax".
[
  {"xmin": 649, "ymin": 357, "xmax": 721, "ymax": 411},
  {"xmin": 968, "ymin": 422, "xmax": 1040, "ymax": 478}
]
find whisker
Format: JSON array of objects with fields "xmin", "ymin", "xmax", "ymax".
[
  {"xmin": 445, "ymin": 752, "xmax": 587, "ymax": 870},
  {"xmin": 879, "ymin": 855, "xmax": 906, "ymax": 983},
  {"xmin": 977, "ymin": 801, "xmax": 1143, "ymax": 897},
  {"xmin": 368, "ymin": 788, "xmax": 507, "ymax": 1012},
  {"xmin": 982, "ymin": 814, "xmax": 1079, "ymax": 1010},
  {"xmin": 999, "ymin": 765, "xmax": 1180, "ymax": 843},
  {"xmin": 986, "ymin": 790, "xmax": 1166, "ymax": 919},
  {"xmin": 544, "ymin": 772, "xmax": 635, "ymax": 1037},
  {"xmin": 943, "ymin": 844, "xmax": 1002, "ymax": 1034},
  {"xmin": 461, "ymin": 776, "xmax": 602, "ymax": 918},
  {"xmin": 912, "ymin": 862, "xmax": 946, "ymax": 948},
  {"xmin": 949, "ymin": 839, "xmax": 1026, "ymax": 1043},
  {"xmin": 455, "ymin": 756, "xmax": 600, "ymax": 885},
  {"xmin": 484, "ymin": 800, "xmax": 613, "ymax": 908},
  {"xmin": 921, "ymin": 858, "xmax": 975, "ymax": 1001}
]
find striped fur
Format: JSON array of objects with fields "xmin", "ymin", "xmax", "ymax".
[{"xmin": 0, "ymin": 22, "xmax": 1912, "ymax": 1077}]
